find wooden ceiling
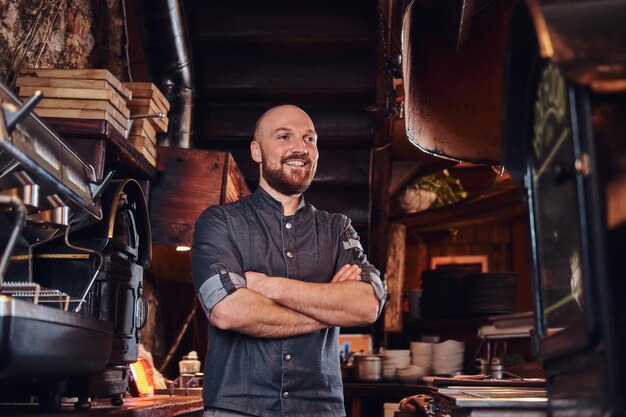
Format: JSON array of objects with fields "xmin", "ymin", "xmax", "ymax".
[{"xmin": 181, "ymin": 0, "xmax": 379, "ymax": 230}]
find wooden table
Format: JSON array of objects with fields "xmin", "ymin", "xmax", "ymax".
[{"xmin": 0, "ymin": 395, "xmax": 203, "ymax": 417}]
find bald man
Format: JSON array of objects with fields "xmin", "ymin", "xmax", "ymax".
[{"xmin": 192, "ymin": 105, "xmax": 385, "ymax": 417}]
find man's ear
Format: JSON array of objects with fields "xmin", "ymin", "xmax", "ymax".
[{"xmin": 250, "ymin": 140, "xmax": 262, "ymax": 163}]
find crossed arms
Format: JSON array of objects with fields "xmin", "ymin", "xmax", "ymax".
[
  {"xmin": 210, "ymin": 265, "xmax": 381, "ymax": 338},
  {"xmin": 192, "ymin": 206, "xmax": 385, "ymax": 339}
]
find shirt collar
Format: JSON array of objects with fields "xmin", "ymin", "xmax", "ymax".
[{"xmin": 252, "ymin": 186, "xmax": 306, "ymax": 215}]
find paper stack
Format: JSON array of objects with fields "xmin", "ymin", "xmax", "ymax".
[
  {"xmin": 124, "ymin": 82, "xmax": 170, "ymax": 167},
  {"xmin": 16, "ymin": 68, "xmax": 131, "ymax": 138}
]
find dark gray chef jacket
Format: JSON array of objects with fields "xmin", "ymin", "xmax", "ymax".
[{"xmin": 191, "ymin": 187, "xmax": 385, "ymax": 417}]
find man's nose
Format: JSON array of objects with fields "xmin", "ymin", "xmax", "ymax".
[{"xmin": 291, "ymin": 137, "xmax": 308, "ymax": 154}]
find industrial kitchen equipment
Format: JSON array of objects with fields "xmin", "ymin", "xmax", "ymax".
[{"xmin": 0, "ymin": 79, "xmax": 151, "ymax": 411}]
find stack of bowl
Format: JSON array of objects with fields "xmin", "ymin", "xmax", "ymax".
[
  {"xmin": 410, "ymin": 341, "xmax": 433, "ymax": 374},
  {"xmin": 432, "ymin": 340, "xmax": 465, "ymax": 375},
  {"xmin": 382, "ymin": 349, "xmax": 411, "ymax": 381}
]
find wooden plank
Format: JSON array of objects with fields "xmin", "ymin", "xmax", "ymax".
[
  {"xmin": 124, "ymin": 82, "xmax": 170, "ymax": 111},
  {"xmin": 224, "ymin": 153, "xmax": 251, "ymax": 203},
  {"xmin": 129, "ymin": 97, "xmax": 168, "ymax": 114},
  {"xmin": 18, "ymin": 86, "xmax": 128, "ymax": 116},
  {"xmin": 384, "ymin": 223, "xmax": 406, "ymax": 333},
  {"xmin": 28, "ymin": 97, "xmax": 129, "ymax": 130},
  {"xmin": 129, "ymin": 118, "xmax": 156, "ymax": 143},
  {"xmin": 132, "ymin": 143, "xmax": 157, "ymax": 167},
  {"xmin": 32, "ymin": 107, "xmax": 127, "ymax": 138},
  {"xmin": 20, "ymin": 68, "xmax": 132, "ymax": 100},
  {"xmin": 149, "ymin": 149, "xmax": 235, "ymax": 246},
  {"xmin": 128, "ymin": 135, "xmax": 157, "ymax": 160},
  {"xmin": 395, "ymin": 181, "xmax": 526, "ymax": 232},
  {"xmin": 34, "ymin": 97, "xmax": 131, "ymax": 118}
]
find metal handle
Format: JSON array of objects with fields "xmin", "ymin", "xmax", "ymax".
[
  {"xmin": 136, "ymin": 293, "xmax": 149, "ymax": 331},
  {"xmin": 5, "ymin": 91, "xmax": 43, "ymax": 132}
]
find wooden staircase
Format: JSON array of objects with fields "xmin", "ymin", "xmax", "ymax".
[{"xmin": 183, "ymin": 0, "xmax": 378, "ymax": 233}]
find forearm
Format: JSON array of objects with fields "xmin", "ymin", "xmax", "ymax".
[
  {"xmin": 210, "ymin": 288, "xmax": 330, "ymax": 338},
  {"xmin": 253, "ymin": 278, "xmax": 380, "ymax": 327}
]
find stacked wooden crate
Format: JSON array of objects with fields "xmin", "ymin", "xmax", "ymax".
[
  {"xmin": 16, "ymin": 69, "xmax": 132, "ymax": 139},
  {"xmin": 124, "ymin": 82, "xmax": 170, "ymax": 168}
]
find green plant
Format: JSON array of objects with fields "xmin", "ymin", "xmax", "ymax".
[{"xmin": 413, "ymin": 169, "xmax": 467, "ymax": 209}]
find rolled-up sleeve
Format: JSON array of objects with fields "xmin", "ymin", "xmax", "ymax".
[
  {"xmin": 335, "ymin": 216, "xmax": 386, "ymax": 318},
  {"xmin": 192, "ymin": 206, "xmax": 247, "ymax": 318}
]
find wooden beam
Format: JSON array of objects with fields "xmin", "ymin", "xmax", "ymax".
[{"xmin": 384, "ymin": 223, "xmax": 406, "ymax": 333}]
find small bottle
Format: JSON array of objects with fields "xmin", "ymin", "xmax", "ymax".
[{"xmin": 179, "ymin": 350, "xmax": 201, "ymax": 375}]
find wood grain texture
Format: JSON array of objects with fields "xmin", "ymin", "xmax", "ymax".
[
  {"xmin": 129, "ymin": 118, "xmax": 156, "ymax": 142},
  {"xmin": 33, "ymin": 97, "xmax": 131, "ymax": 118},
  {"xmin": 32, "ymin": 107, "xmax": 128, "ymax": 138},
  {"xmin": 124, "ymin": 82, "xmax": 170, "ymax": 111},
  {"xmin": 19, "ymin": 85, "xmax": 128, "ymax": 116},
  {"xmin": 150, "ymin": 148, "xmax": 249, "ymax": 246},
  {"xmin": 128, "ymin": 135, "xmax": 157, "ymax": 159},
  {"xmin": 19, "ymin": 68, "xmax": 133, "ymax": 100},
  {"xmin": 384, "ymin": 223, "xmax": 406, "ymax": 333}
]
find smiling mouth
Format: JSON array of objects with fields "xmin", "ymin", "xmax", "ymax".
[{"xmin": 283, "ymin": 159, "xmax": 308, "ymax": 167}]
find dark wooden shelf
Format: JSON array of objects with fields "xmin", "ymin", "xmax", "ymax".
[
  {"xmin": 391, "ymin": 173, "xmax": 527, "ymax": 233},
  {"xmin": 406, "ymin": 315, "xmax": 492, "ymax": 331},
  {"xmin": 45, "ymin": 117, "xmax": 157, "ymax": 180}
]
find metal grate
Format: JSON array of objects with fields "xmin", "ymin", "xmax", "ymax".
[{"xmin": 0, "ymin": 281, "xmax": 71, "ymax": 311}]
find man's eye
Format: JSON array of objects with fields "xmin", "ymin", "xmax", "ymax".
[
  {"xmin": 278, "ymin": 135, "xmax": 289, "ymax": 140},
  {"xmin": 306, "ymin": 137, "xmax": 317, "ymax": 144}
]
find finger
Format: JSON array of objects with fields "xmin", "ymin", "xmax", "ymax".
[
  {"xmin": 331, "ymin": 264, "xmax": 353, "ymax": 282},
  {"xmin": 334, "ymin": 265, "xmax": 359, "ymax": 282},
  {"xmin": 336, "ymin": 265, "xmax": 362, "ymax": 282},
  {"xmin": 343, "ymin": 265, "xmax": 362, "ymax": 281}
]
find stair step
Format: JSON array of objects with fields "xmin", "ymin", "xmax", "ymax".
[
  {"xmin": 200, "ymin": 53, "xmax": 374, "ymax": 90},
  {"xmin": 197, "ymin": 88, "xmax": 375, "ymax": 107},
  {"xmin": 195, "ymin": 108, "xmax": 373, "ymax": 142},
  {"xmin": 188, "ymin": 3, "xmax": 374, "ymax": 42}
]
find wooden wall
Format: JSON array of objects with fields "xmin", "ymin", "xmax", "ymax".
[{"xmin": 404, "ymin": 215, "xmax": 533, "ymax": 313}]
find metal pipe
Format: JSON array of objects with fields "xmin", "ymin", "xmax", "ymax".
[{"xmin": 131, "ymin": 0, "xmax": 194, "ymax": 148}]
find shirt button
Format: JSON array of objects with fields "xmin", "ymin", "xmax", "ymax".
[
  {"xmin": 285, "ymin": 222, "xmax": 292, "ymax": 229},
  {"xmin": 284, "ymin": 354, "xmax": 292, "ymax": 362},
  {"xmin": 219, "ymin": 267, "xmax": 227, "ymax": 274},
  {"xmin": 286, "ymin": 251, "xmax": 293, "ymax": 258},
  {"xmin": 282, "ymin": 391, "xmax": 289, "ymax": 399}
]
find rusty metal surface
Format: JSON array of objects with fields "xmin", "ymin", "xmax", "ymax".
[{"xmin": 402, "ymin": 0, "xmax": 511, "ymax": 165}]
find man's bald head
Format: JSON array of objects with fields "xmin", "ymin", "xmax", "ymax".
[{"xmin": 253, "ymin": 105, "xmax": 313, "ymax": 143}]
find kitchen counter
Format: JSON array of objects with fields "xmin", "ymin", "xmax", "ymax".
[
  {"xmin": 0, "ymin": 395, "xmax": 203, "ymax": 417},
  {"xmin": 343, "ymin": 383, "xmax": 435, "ymax": 417}
]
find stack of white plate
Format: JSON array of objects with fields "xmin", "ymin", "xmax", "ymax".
[
  {"xmin": 432, "ymin": 340, "xmax": 465, "ymax": 375},
  {"xmin": 410, "ymin": 341, "xmax": 433, "ymax": 374},
  {"xmin": 396, "ymin": 365, "xmax": 427, "ymax": 384},
  {"xmin": 382, "ymin": 349, "xmax": 411, "ymax": 381}
]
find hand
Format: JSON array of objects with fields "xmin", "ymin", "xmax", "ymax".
[
  {"xmin": 331, "ymin": 264, "xmax": 362, "ymax": 283},
  {"xmin": 245, "ymin": 271, "xmax": 269, "ymax": 293},
  {"xmin": 399, "ymin": 394, "xmax": 434, "ymax": 416}
]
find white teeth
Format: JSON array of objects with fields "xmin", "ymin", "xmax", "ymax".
[{"xmin": 285, "ymin": 161, "xmax": 305, "ymax": 166}]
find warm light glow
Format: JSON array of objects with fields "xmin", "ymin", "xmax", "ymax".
[
  {"xmin": 129, "ymin": 358, "xmax": 155, "ymax": 396},
  {"xmin": 176, "ymin": 245, "xmax": 191, "ymax": 252}
]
